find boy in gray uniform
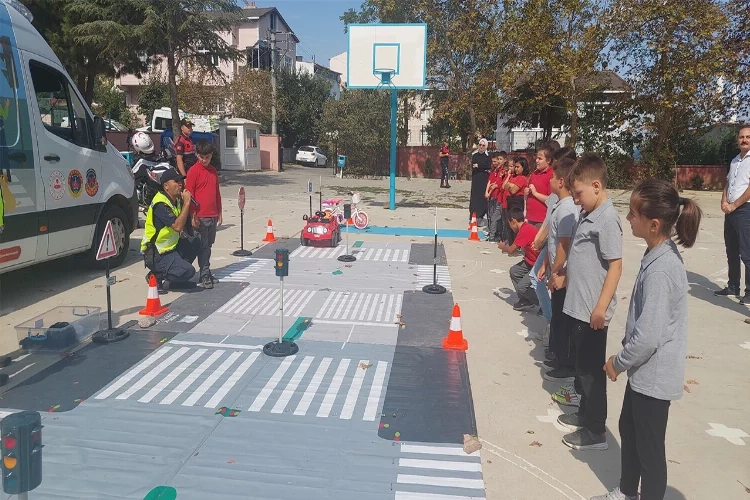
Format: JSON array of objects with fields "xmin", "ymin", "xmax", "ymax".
[{"xmin": 553, "ymin": 153, "xmax": 623, "ymax": 451}]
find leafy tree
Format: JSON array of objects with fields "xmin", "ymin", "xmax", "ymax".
[
  {"xmin": 609, "ymin": 0, "xmax": 733, "ymax": 180},
  {"xmin": 177, "ymin": 62, "xmax": 227, "ymax": 115},
  {"xmin": 724, "ymin": 0, "xmax": 749, "ymax": 119},
  {"xmin": 137, "ymin": 73, "xmax": 171, "ymax": 127},
  {"xmin": 319, "ymin": 89, "xmax": 390, "ymax": 176},
  {"xmin": 228, "ymin": 69, "xmax": 273, "ymax": 133},
  {"xmin": 92, "ymin": 76, "xmax": 138, "ymax": 128},
  {"xmin": 276, "ymin": 68, "xmax": 332, "ymax": 149}
]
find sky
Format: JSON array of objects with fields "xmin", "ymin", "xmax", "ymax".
[{"xmin": 243, "ymin": 0, "xmax": 362, "ymax": 67}]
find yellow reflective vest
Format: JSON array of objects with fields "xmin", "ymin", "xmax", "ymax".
[{"xmin": 141, "ymin": 191, "xmax": 181, "ymax": 254}]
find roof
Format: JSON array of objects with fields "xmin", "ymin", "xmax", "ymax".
[
  {"xmin": 240, "ymin": 7, "xmax": 300, "ymax": 43},
  {"xmin": 575, "ymin": 70, "xmax": 629, "ymax": 92}
]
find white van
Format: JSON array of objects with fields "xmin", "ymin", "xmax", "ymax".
[
  {"xmin": 137, "ymin": 107, "xmax": 219, "ymax": 133},
  {"xmin": 0, "ymin": 0, "xmax": 137, "ymax": 273}
]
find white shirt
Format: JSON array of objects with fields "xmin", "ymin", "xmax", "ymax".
[{"xmin": 727, "ymin": 151, "xmax": 750, "ymax": 204}]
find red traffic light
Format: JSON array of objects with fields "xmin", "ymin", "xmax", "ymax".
[{"xmin": 2, "ymin": 436, "xmax": 16, "ymax": 450}]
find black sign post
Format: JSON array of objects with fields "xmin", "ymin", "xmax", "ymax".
[
  {"xmin": 423, "ymin": 207, "xmax": 446, "ymax": 294},
  {"xmin": 92, "ymin": 221, "xmax": 130, "ymax": 343},
  {"xmin": 232, "ymin": 187, "xmax": 252, "ymax": 257}
]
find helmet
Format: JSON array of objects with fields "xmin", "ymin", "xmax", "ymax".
[{"xmin": 131, "ymin": 131, "xmax": 154, "ymax": 154}]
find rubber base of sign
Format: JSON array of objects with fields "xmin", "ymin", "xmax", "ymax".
[
  {"xmin": 422, "ymin": 283, "xmax": 447, "ymax": 295},
  {"xmin": 92, "ymin": 329, "xmax": 130, "ymax": 344},
  {"xmin": 232, "ymin": 249, "xmax": 253, "ymax": 257},
  {"xmin": 262, "ymin": 340, "xmax": 298, "ymax": 357},
  {"xmin": 336, "ymin": 254, "xmax": 356, "ymax": 262}
]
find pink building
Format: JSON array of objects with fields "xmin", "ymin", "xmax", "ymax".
[{"xmin": 116, "ymin": 5, "xmax": 299, "ymax": 112}]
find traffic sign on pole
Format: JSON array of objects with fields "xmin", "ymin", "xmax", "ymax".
[
  {"xmin": 233, "ymin": 187, "xmax": 252, "ymax": 257},
  {"xmin": 95, "ymin": 220, "xmax": 118, "ymax": 261},
  {"xmin": 238, "ymin": 187, "xmax": 246, "ymax": 212}
]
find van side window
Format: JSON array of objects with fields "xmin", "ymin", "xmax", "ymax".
[{"xmin": 28, "ymin": 61, "xmax": 93, "ymax": 149}]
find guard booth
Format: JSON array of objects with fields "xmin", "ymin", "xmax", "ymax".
[{"xmin": 219, "ymin": 118, "xmax": 261, "ymax": 171}]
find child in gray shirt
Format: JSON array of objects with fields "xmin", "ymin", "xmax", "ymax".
[{"xmin": 593, "ymin": 179, "xmax": 702, "ymax": 500}]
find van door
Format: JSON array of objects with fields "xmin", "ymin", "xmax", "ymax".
[
  {"xmin": 0, "ymin": 9, "xmax": 39, "ymax": 271},
  {"xmin": 24, "ymin": 57, "xmax": 103, "ymax": 256}
]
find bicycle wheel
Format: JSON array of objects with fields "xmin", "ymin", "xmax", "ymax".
[{"xmin": 353, "ymin": 210, "xmax": 369, "ymax": 230}]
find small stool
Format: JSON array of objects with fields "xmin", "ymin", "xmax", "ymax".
[{"xmin": 449, "ymin": 171, "xmax": 457, "ymax": 180}]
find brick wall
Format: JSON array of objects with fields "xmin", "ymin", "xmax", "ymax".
[
  {"xmin": 397, "ymin": 146, "xmax": 536, "ymax": 180},
  {"xmin": 675, "ymin": 165, "xmax": 727, "ymax": 191}
]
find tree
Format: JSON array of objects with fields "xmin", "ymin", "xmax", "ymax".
[
  {"xmin": 276, "ymin": 69, "xmax": 332, "ymax": 149},
  {"xmin": 498, "ymin": 0, "xmax": 610, "ymax": 146},
  {"xmin": 92, "ymin": 76, "xmax": 138, "ymax": 128},
  {"xmin": 137, "ymin": 73, "xmax": 171, "ymax": 126},
  {"xmin": 609, "ymin": 0, "xmax": 733, "ymax": 179},
  {"xmin": 724, "ymin": 0, "xmax": 749, "ymax": 119},
  {"xmin": 319, "ymin": 89, "xmax": 390, "ymax": 176},
  {"xmin": 177, "ymin": 62, "xmax": 227, "ymax": 115},
  {"xmin": 228, "ymin": 69, "xmax": 273, "ymax": 132}
]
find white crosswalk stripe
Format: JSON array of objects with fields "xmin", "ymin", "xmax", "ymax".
[
  {"xmin": 212, "ymin": 259, "xmax": 271, "ymax": 282},
  {"xmin": 395, "ymin": 444, "xmax": 486, "ymax": 500},
  {"xmin": 95, "ymin": 348, "xmax": 390, "ymax": 420},
  {"xmin": 317, "ymin": 292, "xmax": 402, "ymax": 324},
  {"xmin": 415, "ymin": 265, "xmax": 452, "ymax": 291},
  {"xmin": 217, "ymin": 287, "xmax": 317, "ymax": 317},
  {"xmin": 289, "ymin": 245, "xmax": 410, "ymax": 262}
]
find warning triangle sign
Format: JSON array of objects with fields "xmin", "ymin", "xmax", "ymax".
[{"xmin": 96, "ymin": 220, "xmax": 119, "ymax": 261}]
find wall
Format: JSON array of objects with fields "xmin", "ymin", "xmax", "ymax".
[
  {"xmin": 675, "ymin": 165, "xmax": 727, "ymax": 191},
  {"xmin": 397, "ymin": 146, "xmax": 536, "ymax": 179},
  {"xmin": 260, "ymin": 134, "xmax": 281, "ymax": 171}
]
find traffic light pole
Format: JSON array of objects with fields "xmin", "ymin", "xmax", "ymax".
[
  {"xmin": 422, "ymin": 207, "xmax": 446, "ymax": 294},
  {"xmin": 263, "ymin": 249, "xmax": 298, "ymax": 358},
  {"xmin": 278, "ymin": 276, "xmax": 284, "ymax": 344}
]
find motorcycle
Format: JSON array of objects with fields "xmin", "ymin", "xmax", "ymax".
[{"xmin": 132, "ymin": 150, "xmax": 172, "ymax": 213}]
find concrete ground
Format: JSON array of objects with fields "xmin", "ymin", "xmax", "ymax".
[{"xmin": 1, "ymin": 163, "xmax": 748, "ymax": 499}]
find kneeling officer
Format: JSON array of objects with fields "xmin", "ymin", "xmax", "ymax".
[{"xmin": 141, "ymin": 168, "xmax": 200, "ymax": 292}]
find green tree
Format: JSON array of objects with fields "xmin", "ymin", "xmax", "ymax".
[
  {"xmin": 137, "ymin": 73, "xmax": 171, "ymax": 127},
  {"xmin": 92, "ymin": 76, "xmax": 138, "ymax": 128},
  {"xmin": 609, "ymin": 0, "xmax": 733, "ymax": 180},
  {"xmin": 177, "ymin": 63, "xmax": 227, "ymax": 115},
  {"xmin": 319, "ymin": 89, "xmax": 390, "ymax": 176},
  {"xmin": 276, "ymin": 69, "xmax": 332, "ymax": 149},
  {"xmin": 228, "ymin": 69, "xmax": 273, "ymax": 132}
]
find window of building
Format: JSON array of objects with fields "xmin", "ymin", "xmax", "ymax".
[{"xmin": 226, "ymin": 129, "xmax": 238, "ymax": 149}]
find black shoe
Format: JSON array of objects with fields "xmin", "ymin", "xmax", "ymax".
[
  {"xmin": 513, "ymin": 300, "xmax": 536, "ymax": 311},
  {"xmin": 543, "ymin": 367, "xmax": 576, "ymax": 383},
  {"xmin": 158, "ymin": 280, "xmax": 170, "ymax": 295},
  {"xmin": 445, "ymin": 184, "xmax": 451, "ymax": 188},
  {"xmin": 740, "ymin": 293, "xmax": 750, "ymax": 305},
  {"xmin": 537, "ymin": 308, "xmax": 544, "ymax": 317},
  {"xmin": 714, "ymin": 287, "xmax": 740, "ymax": 297},
  {"xmin": 209, "ymin": 272, "xmax": 219, "ymax": 284},
  {"xmin": 542, "ymin": 359, "xmax": 557, "ymax": 370},
  {"xmin": 201, "ymin": 275, "xmax": 214, "ymax": 289},
  {"xmin": 557, "ymin": 412, "xmax": 584, "ymax": 432},
  {"xmin": 544, "ymin": 349, "xmax": 556, "ymax": 361},
  {"xmin": 562, "ymin": 428, "xmax": 608, "ymax": 451}
]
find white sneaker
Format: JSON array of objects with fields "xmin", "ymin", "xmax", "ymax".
[
  {"xmin": 590, "ymin": 487, "xmax": 638, "ymax": 500},
  {"xmin": 536, "ymin": 323, "xmax": 550, "ymax": 346}
]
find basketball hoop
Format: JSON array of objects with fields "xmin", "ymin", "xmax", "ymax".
[{"xmin": 373, "ymin": 68, "xmax": 395, "ymax": 89}]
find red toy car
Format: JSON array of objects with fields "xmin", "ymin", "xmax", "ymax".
[{"xmin": 301, "ymin": 211, "xmax": 341, "ymax": 247}]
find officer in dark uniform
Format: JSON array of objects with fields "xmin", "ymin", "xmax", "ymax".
[{"xmin": 173, "ymin": 118, "xmax": 197, "ymax": 177}]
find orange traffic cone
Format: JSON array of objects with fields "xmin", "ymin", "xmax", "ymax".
[
  {"xmin": 442, "ymin": 304, "xmax": 468, "ymax": 350},
  {"xmin": 139, "ymin": 275, "xmax": 169, "ymax": 316},
  {"xmin": 262, "ymin": 219, "xmax": 277, "ymax": 242},
  {"xmin": 347, "ymin": 217, "xmax": 354, "ymax": 225},
  {"xmin": 468, "ymin": 212, "xmax": 477, "ymax": 230},
  {"xmin": 468, "ymin": 221, "xmax": 480, "ymax": 241}
]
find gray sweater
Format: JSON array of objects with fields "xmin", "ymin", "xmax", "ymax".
[{"xmin": 613, "ymin": 240, "xmax": 688, "ymax": 401}]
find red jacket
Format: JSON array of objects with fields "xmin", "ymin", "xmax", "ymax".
[{"xmin": 185, "ymin": 163, "xmax": 222, "ymax": 218}]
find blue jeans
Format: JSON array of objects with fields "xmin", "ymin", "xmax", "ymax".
[{"xmin": 530, "ymin": 246, "xmax": 552, "ymax": 322}]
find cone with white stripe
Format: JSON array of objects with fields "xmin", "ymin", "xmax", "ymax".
[
  {"xmin": 442, "ymin": 303, "xmax": 468, "ymax": 350},
  {"xmin": 262, "ymin": 219, "xmax": 277, "ymax": 242},
  {"xmin": 139, "ymin": 274, "xmax": 169, "ymax": 316},
  {"xmin": 468, "ymin": 212, "xmax": 477, "ymax": 230},
  {"xmin": 468, "ymin": 221, "xmax": 481, "ymax": 241}
]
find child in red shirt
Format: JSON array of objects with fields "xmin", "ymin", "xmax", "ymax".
[
  {"xmin": 485, "ymin": 152, "xmax": 505, "ymax": 242},
  {"xmin": 503, "ymin": 157, "xmax": 529, "ymax": 246},
  {"xmin": 525, "ymin": 146, "xmax": 554, "ymax": 225},
  {"xmin": 185, "ymin": 139, "xmax": 222, "ymax": 289},
  {"xmin": 498, "ymin": 206, "xmax": 540, "ymax": 311}
]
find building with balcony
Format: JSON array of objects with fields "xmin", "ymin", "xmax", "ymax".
[{"xmin": 294, "ymin": 57, "xmax": 341, "ymax": 100}]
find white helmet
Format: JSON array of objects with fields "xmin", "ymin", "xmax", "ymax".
[{"xmin": 131, "ymin": 131, "xmax": 154, "ymax": 154}]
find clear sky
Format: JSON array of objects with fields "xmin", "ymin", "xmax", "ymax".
[{"xmin": 246, "ymin": 1, "xmax": 362, "ymax": 67}]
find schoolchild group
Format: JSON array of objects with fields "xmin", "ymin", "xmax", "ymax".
[{"xmin": 480, "ymin": 141, "xmax": 703, "ymax": 500}]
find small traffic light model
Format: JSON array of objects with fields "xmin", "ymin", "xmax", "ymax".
[
  {"xmin": 274, "ymin": 248, "xmax": 289, "ymax": 277},
  {"xmin": 343, "ymin": 203, "xmax": 351, "ymax": 220},
  {"xmin": 1, "ymin": 411, "xmax": 43, "ymax": 495}
]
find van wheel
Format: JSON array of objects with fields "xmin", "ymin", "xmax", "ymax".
[{"xmin": 87, "ymin": 205, "xmax": 130, "ymax": 269}]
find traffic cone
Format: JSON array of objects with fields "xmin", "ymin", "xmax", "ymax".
[
  {"xmin": 262, "ymin": 219, "xmax": 277, "ymax": 242},
  {"xmin": 468, "ymin": 222, "xmax": 480, "ymax": 241},
  {"xmin": 468, "ymin": 212, "xmax": 477, "ymax": 230},
  {"xmin": 442, "ymin": 304, "xmax": 468, "ymax": 350},
  {"xmin": 139, "ymin": 275, "xmax": 169, "ymax": 316}
]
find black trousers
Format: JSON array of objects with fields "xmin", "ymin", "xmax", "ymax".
[
  {"xmin": 724, "ymin": 204, "xmax": 750, "ymax": 294},
  {"xmin": 152, "ymin": 236, "xmax": 200, "ymax": 284},
  {"xmin": 570, "ymin": 317, "xmax": 608, "ymax": 434},
  {"xmin": 440, "ymin": 160, "xmax": 449, "ymax": 186},
  {"xmin": 197, "ymin": 217, "xmax": 218, "ymax": 279},
  {"xmin": 619, "ymin": 383, "xmax": 671, "ymax": 500},
  {"xmin": 550, "ymin": 291, "xmax": 574, "ymax": 369}
]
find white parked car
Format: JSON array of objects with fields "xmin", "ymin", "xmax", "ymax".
[{"xmin": 296, "ymin": 146, "xmax": 327, "ymax": 167}]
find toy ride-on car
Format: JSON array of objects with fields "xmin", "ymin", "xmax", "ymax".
[{"xmin": 301, "ymin": 211, "xmax": 341, "ymax": 247}]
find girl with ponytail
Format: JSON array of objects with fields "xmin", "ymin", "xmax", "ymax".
[{"xmin": 593, "ymin": 179, "xmax": 702, "ymax": 500}]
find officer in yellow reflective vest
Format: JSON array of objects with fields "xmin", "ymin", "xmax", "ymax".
[
  {"xmin": 141, "ymin": 168, "xmax": 200, "ymax": 292},
  {"xmin": 0, "ymin": 174, "xmax": 4, "ymax": 236}
]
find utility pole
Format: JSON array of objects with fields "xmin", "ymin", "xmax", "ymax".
[{"xmin": 270, "ymin": 29, "xmax": 277, "ymax": 135}]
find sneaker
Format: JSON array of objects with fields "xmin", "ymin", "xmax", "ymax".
[
  {"xmin": 543, "ymin": 367, "xmax": 576, "ymax": 383},
  {"xmin": 557, "ymin": 412, "xmax": 584, "ymax": 432},
  {"xmin": 535, "ymin": 323, "xmax": 550, "ymax": 344},
  {"xmin": 209, "ymin": 272, "xmax": 219, "ymax": 284},
  {"xmin": 544, "ymin": 348, "xmax": 556, "ymax": 361},
  {"xmin": 552, "ymin": 385, "xmax": 580, "ymax": 407},
  {"xmin": 714, "ymin": 286, "xmax": 740, "ymax": 297},
  {"xmin": 590, "ymin": 487, "xmax": 638, "ymax": 500},
  {"xmin": 537, "ymin": 308, "xmax": 543, "ymax": 317},
  {"xmin": 158, "ymin": 279, "xmax": 170, "ymax": 295},
  {"xmin": 543, "ymin": 359, "xmax": 557, "ymax": 369},
  {"xmin": 740, "ymin": 293, "xmax": 750, "ymax": 305},
  {"xmin": 201, "ymin": 275, "xmax": 214, "ymax": 289},
  {"xmin": 563, "ymin": 428, "xmax": 608, "ymax": 451},
  {"xmin": 513, "ymin": 300, "xmax": 536, "ymax": 311}
]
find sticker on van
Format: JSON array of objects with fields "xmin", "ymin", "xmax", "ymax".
[{"xmin": 68, "ymin": 169, "xmax": 82, "ymax": 197}]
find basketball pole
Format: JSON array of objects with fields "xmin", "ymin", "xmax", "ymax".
[{"xmin": 389, "ymin": 88, "xmax": 397, "ymax": 210}]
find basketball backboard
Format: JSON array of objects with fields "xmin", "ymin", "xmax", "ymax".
[{"xmin": 347, "ymin": 24, "xmax": 427, "ymax": 89}]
